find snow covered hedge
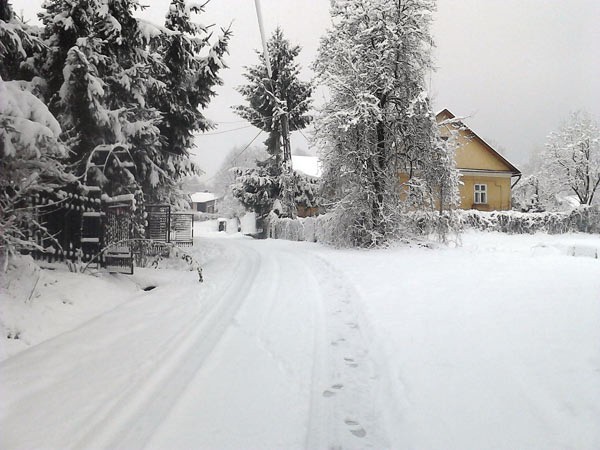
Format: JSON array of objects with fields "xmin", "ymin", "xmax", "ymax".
[
  {"xmin": 267, "ymin": 211, "xmax": 455, "ymax": 247},
  {"xmin": 457, "ymin": 207, "xmax": 600, "ymax": 235},
  {"xmin": 266, "ymin": 206, "xmax": 600, "ymax": 245}
]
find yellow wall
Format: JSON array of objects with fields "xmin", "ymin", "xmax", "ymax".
[
  {"xmin": 396, "ymin": 110, "xmax": 518, "ymax": 211},
  {"xmin": 435, "ymin": 110, "xmax": 516, "ymax": 210},
  {"xmin": 459, "ymin": 175, "xmax": 512, "ymax": 211},
  {"xmin": 454, "ymin": 135, "xmax": 511, "ymax": 171},
  {"xmin": 438, "ymin": 116, "xmax": 513, "ymax": 172}
]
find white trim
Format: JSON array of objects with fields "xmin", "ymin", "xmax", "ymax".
[{"xmin": 458, "ymin": 169, "xmax": 513, "ymax": 178}]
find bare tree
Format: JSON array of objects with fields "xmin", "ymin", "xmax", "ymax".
[{"xmin": 540, "ymin": 111, "xmax": 600, "ymax": 206}]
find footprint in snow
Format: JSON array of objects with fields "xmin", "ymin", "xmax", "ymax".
[
  {"xmin": 344, "ymin": 357, "xmax": 359, "ymax": 368},
  {"xmin": 345, "ymin": 419, "xmax": 367, "ymax": 438},
  {"xmin": 322, "ymin": 384, "xmax": 344, "ymax": 397},
  {"xmin": 346, "ymin": 322, "xmax": 359, "ymax": 330},
  {"xmin": 330, "ymin": 338, "xmax": 346, "ymax": 347}
]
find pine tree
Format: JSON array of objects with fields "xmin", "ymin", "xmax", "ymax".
[
  {"xmin": 148, "ymin": 0, "xmax": 231, "ymax": 205},
  {"xmin": 1, "ymin": 1, "xmax": 72, "ymax": 266},
  {"xmin": 314, "ymin": 0, "xmax": 458, "ymax": 246},
  {"xmin": 39, "ymin": 0, "xmax": 230, "ymax": 205},
  {"xmin": 40, "ymin": 0, "xmax": 150, "ymax": 196},
  {"xmin": 0, "ymin": 0, "xmax": 44, "ymax": 81},
  {"xmin": 233, "ymin": 27, "xmax": 312, "ymax": 219}
]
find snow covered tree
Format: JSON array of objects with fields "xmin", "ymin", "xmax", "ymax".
[
  {"xmin": 232, "ymin": 162, "xmax": 281, "ymax": 223},
  {"xmin": 0, "ymin": 76, "xmax": 74, "ymax": 268},
  {"xmin": 233, "ymin": 27, "xmax": 312, "ymax": 218},
  {"xmin": 149, "ymin": 0, "xmax": 231, "ymax": 205},
  {"xmin": 314, "ymin": 0, "xmax": 458, "ymax": 246},
  {"xmin": 39, "ymin": 0, "xmax": 230, "ymax": 205},
  {"xmin": 235, "ymin": 27, "xmax": 312, "ymax": 166},
  {"xmin": 539, "ymin": 111, "xmax": 600, "ymax": 206},
  {"xmin": 0, "ymin": 0, "xmax": 44, "ymax": 81},
  {"xmin": 212, "ymin": 145, "xmax": 267, "ymax": 218},
  {"xmin": 40, "ymin": 0, "xmax": 156, "ymax": 198},
  {"xmin": 0, "ymin": 2, "xmax": 73, "ymax": 267}
]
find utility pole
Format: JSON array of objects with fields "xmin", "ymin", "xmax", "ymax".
[
  {"xmin": 253, "ymin": 0, "xmax": 296, "ymax": 219},
  {"xmin": 254, "ymin": 0, "xmax": 272, "ymax": 78}
]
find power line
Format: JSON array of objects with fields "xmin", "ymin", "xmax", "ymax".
[
  {"xmin": 295, "ymin": 127, "xmax": 311, "ymax": 143},
  {"xmin": 201, "ymin": 130, "xmax": 263, "ymax": 183},
  {"xmin": 212, "ymin": 119, "xmax": 251, "ymax": 125},
  {"xmin": 232, "ymin": 129, "xmax": 264, "ymax": 163},
  {"xmin": 198, "ymin": 124, "xmax": 254, "ymax": 136}
]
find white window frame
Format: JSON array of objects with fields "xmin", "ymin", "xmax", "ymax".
[{"xmin": 474, "ymin": 184, "xmax": 487, "ymax": 204}]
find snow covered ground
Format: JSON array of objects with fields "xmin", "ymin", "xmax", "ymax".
[{"xmin": 1, "ymin": 229, "xmax": 599, "ymax": 449}]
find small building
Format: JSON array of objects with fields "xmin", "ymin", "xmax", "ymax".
[
  {"xmin": 437, "ymin": 109, "xmax": 521, "ymax": 211},
  {"xmin": 291, "ymin": 155, "xmax": 322, "ymax": 178},
  {"xmin": 190, "ymin": 192, "xmax": 219, "ymax": 213}
]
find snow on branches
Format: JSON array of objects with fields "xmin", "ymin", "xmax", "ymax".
[
  {"xmin": 40, "ymin": 0, "xmax": 230, "ymax": 203},
  {"xmin": 314, "ymin": 0, "xmax": 458, "ymax": 246},
  {"xmin": 0, "ymin": 78, "xmax": 65, "ymax": 158},
  {"xmin": 233, "ymin": 27, "xmax": 312, "ymax": 220},
  {"xmin": 540, "ymin": 111, "xmax": 600, "ymax": 207}
]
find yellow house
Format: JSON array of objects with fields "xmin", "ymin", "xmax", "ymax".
[{"xmin": 437, "ymin": 109, "xmax": 521, "ymax": 211}]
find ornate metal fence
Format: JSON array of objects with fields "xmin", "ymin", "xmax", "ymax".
[{"xmin": 25, "ymin": 195, "xmax": 192, "ymax": 274}]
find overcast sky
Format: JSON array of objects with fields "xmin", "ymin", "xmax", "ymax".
[{"xmin": 17, "ymin": 0, "xmax": 600, "ymax": 179}]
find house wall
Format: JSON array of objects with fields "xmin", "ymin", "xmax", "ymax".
[
  {"xmin": 437, "ymin": 110, "xmax": 516, "ymax": 211},
  {"xmin": 459, "ymin": 174, "xmax": 512, "ymax": 211},
  {"xmin": 438, "ymin": 109, "xmax": 514, "ymax": 172},
  {"xmin": 193, "ymin": 200, "xmax": 217, "ymax": 213},
  {"xmin": 454, "ymin": 134, "xmax": 512, "ymax": 171}
]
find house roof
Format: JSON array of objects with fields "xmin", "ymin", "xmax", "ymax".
[
  {"xmin": 292, "ymin": 155, "xmax": 322, "ymax": 178},
  {"xmin": 436, "ymin": 108, "xmax": 521, "ymax": 176},
  {"xmin": 190, "ymin": 192, "xmax": 219, "ymax": 203}
]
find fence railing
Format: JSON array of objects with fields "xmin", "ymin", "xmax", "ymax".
[
  {"xmin": 146, "ymin": 204, "xmax": 194, "ymax": 247},
  {"xmin": 24, "ymin": 193, "xmax": 195, "ymax": 274}
]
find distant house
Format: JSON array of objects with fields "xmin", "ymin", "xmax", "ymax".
[
  {"xmin": 288, "ymin": 116, "xmax": 521, "ymax": 214},
  {"xmin": 190, "ymin": 192, "xmax": 219, "ymax": 213},
  {"xmin": 437, "ymin": 109, "xmax": 521, "ymax": 211},
  {"xmin": 291, "ymin": 155, "xmax": 322, "ymax": 178}
]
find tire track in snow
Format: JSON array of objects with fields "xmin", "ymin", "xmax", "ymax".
[
  {"xmin": 73, "ymin": 240, "xmax": 265, "ymax": 449},
  {"xmin": 145, "ymin": 239, "xmax": 323, "ymax": 449}
]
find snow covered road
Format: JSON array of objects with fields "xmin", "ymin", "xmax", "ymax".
[
  {"xmin": 1, "ymin": 232, "xmax": 599, "ymax": 449},
  {"xmin": 0, "ymin": 236, "xmax": 390, "ymax": 449}
]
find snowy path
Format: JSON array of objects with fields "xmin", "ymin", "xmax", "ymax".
[{"xmin": 0, "ymin": 236, "xmax": 387, "ymax": 449}]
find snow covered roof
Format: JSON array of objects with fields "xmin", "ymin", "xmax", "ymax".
[
  {"xmin": 292, "ymin": 155, "xmax": 321, "ymax": 178},
  {"xmin": 190, "ymin": 192, "xmax": 219, "ymax": 203}
]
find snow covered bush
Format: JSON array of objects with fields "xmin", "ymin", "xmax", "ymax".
[
  {"xmin": 456, "ymin": 207, "xmax": 600, "ymax": 235},
  {"xmin": 268, "ymin": 217, "xmax": 305, "ymax": 242}
]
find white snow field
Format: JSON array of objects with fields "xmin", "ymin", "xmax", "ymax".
[{"xmin": 1, "ymin": 230, "xmax": 599, "ymax": 449}]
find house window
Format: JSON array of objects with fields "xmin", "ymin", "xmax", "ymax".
[{"xmin": 474, "ymin": 184, "xmax": 487, "ymax": 204}]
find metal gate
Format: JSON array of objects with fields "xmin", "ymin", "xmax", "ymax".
[
  {"xmin": 170, "ymin": 213, "xmax": 194, "ymax": 246},
  {"xmin": 103, "ymin": 200, "xmax": 134, "ymax": 274},
  {"xmin": 146, "ymin": 204, "xmax": 171, "ymax": 242},
  {"xmin": 146, "ymin": 204, "xmax": 194, "ymax": 246}
]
